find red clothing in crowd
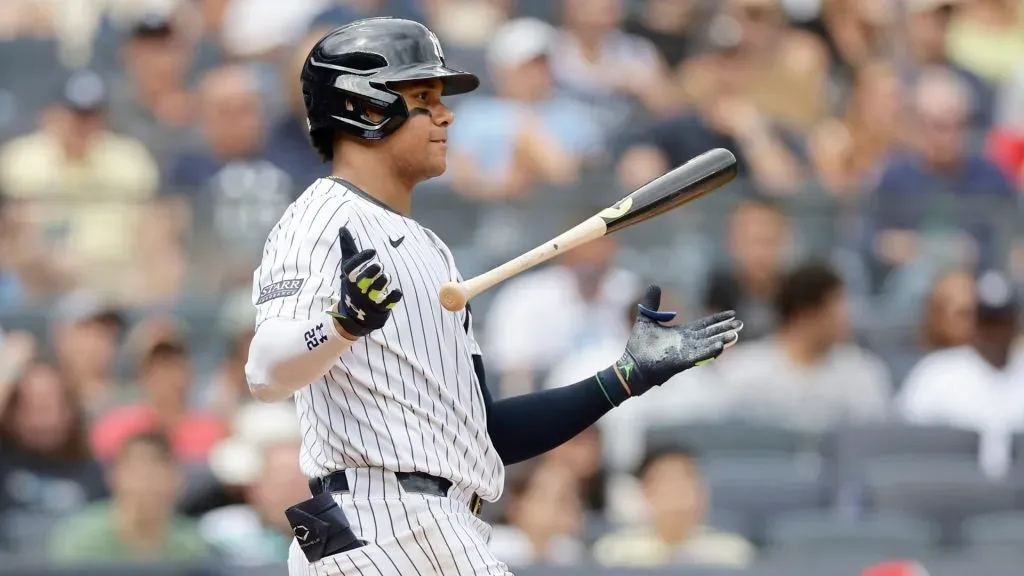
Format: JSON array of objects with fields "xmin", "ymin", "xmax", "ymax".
[{"xmin": 90, "ymin": 405, "xmax": 227, "ymax": 462}]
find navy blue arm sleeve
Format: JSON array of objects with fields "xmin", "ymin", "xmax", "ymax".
[{"xmin": 474, "ymin": 355, "xmax": 626, "ymax": 465}]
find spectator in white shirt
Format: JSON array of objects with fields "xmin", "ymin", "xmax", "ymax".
[
  {"xmin": 716, "ymin": 261, "xmax": 893, "ymax": 431},
  {"xmin": 898, "ymin": 270, "xmax": 1024, "ymax": 477},
  {"xmin": 484, "ymin": 230, "xmax": 641, "ymax": 397}
]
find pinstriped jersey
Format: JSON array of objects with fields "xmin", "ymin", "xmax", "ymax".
[{"xmin": 252, "ymin": 177, "xmax": 504, "ymax": 501}]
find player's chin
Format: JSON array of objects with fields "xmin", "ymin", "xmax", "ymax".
[{"xmin": 422, "ymin": 157, "xmax": 448, "ymax": 179}]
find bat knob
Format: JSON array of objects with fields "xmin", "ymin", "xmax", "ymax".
[{"xmin": 439, "ymin": 282, "xmax": 468, "ymax": 312}]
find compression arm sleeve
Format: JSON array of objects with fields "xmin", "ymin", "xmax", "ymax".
[
  {"xmin": 476, "ymin": 356, "xmax": 628, "ymax": 465},
  {"xmin": 245, "ymin": 315, "xmax": 356, "ymax": 402}
]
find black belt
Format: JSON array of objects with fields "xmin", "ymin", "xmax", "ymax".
[{"xmin": 309, "ymin": 471, "xmax": 484, "ymax": 516}]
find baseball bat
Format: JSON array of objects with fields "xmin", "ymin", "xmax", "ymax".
[{"xmin": 438, "ymin": 148, "xmax": 738, "ymax": 312}]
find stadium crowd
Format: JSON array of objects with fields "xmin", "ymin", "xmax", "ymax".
[{"xmin": 0, "ymin": 0, "xmax": 1023, "ymax": 574}]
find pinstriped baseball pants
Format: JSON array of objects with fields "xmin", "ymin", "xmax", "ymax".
[{"xmin": 287, "ymin": 470, "xmax": 513, "ymax": 576}]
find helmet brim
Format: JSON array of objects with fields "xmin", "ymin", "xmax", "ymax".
[{"xmin": 380, "ymin": 63, "xmax": 480, "ymax": 96}]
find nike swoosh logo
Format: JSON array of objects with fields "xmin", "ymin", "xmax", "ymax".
[{"xmin": 389, "ymin": 236, "xmax": 405, "ymax": 248}]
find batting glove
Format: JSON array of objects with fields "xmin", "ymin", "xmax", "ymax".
[
  {"xmin": 327, "ymin": 227, "xmax": 403, "ymax": 339},
  {"xmin": 596, "ymin": 285, "xmax": 742, "ymax": 405}
]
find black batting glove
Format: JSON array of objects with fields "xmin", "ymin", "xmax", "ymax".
[
  {"xmin": 596, "ymin": 285, "xmax": 742, "ymax": 406},
  {"xmin": 327, "ymin": 227, "xmax": 403, "ymax": 339}
]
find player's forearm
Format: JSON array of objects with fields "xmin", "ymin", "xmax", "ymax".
[
  {"xmin": 481, "ymin": 358, "xmax": 626, "ymax": 465},
  {"xmin": 245, "ymin": 315, "xmax": 356, "ymax": 402}
]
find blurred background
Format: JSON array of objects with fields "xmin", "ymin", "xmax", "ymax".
[{"xmin": 0, "ymin": 0, "xmax": 1023, "ymax": 575}]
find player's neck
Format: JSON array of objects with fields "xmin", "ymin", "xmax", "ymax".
[{"xmin": 332, "ymin": 155, "xmax": 414, "ymax": 216}]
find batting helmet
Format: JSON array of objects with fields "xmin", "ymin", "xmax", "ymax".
[{"xmin": 301, "ymin": 18, "xmax": 478, "ymax": 156}]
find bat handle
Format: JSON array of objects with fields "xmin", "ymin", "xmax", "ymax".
[{"xmin": 439, "ymin": 282, "xmax": 469, "ymax": 312}]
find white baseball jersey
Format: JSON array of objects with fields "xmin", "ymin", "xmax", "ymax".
[{"xmin": 253, "ymin": 177, "xmax": 504, "ymax": 503}]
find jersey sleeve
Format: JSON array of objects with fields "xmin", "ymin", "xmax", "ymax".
[{"xmin": 252, "ymin": 193, "xmax": 353, "ymax": 328}]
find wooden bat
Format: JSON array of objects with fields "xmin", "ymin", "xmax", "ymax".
[{"xmin": 438, "ymin": 148, "xmax": 738, "ymax": 312}]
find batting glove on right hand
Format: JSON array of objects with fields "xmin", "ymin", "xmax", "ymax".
[
  {"xmin": 598, "ymin": 285, "xmax": 742, "ymax": 404},
  {"xmin": 327, "ymin": 227, "xmax": 403, "ymax": 340}
]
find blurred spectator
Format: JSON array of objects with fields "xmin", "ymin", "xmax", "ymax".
[
  {"xmin": 310, "ymin": 0, "xmax": 425, "ymax": 31},
  {"xmin": 90, "ymin": 340, "xmax": 226, "ymax": 463},
  {"xmin": 200, "ymin": 403, "xmax": 303, "ymax": 566},
  {"xmin": 50, "ymin": 291, "xmax": 125, "ymax": 416},
  {"xmin": 489, "ymin": 460, "xmax": 586, "ymax": 566},
  {"xmin": 881, "ymin": 270, "xmax": 976, "ymax": 388},
  {"xmin": 423, "ymin": 0, "xmax": 511, "ymax": 48},
  {"xmin": 716, "ymin": 261, "xmax": 892, "ymax": 431},
  {"xmin": 549, "ymin": 0, "xmax": 675, "ymax": 139},
  {"xmin": 0, "ymin": 354, "xmax": 108, "ymax": 554},
  {"xmin": 219, "ymin": 0, "xmax": 327, "ymax": 59},
  {"xmin": 264, "ymin": 28, "xmax": 330, "ymax": 190},
  {"xmin": 898, "ymin": 270, "xmax": 1024, "ymax": 477},
  {"xmin": 206, "ymin": 324, "xmax": 256, "ymax": 421},
  {"xmin": 903, "ymin": 0, "xmax": 996, "ymax": 129},
  {"xmin": 593, "ymin": 446, "xmax": 754, "ymax": 568},
  {"xmin": 821, "ymin": 0, "xmax": 894, "ymax": 75},
  {"xmin": 678, "ymin": 0, "xmax": 830, "ymax": 133},
  {"xmin": 166, "ymin": 64, "xmax": 296, "ymax": 291},
  {"xmin": 623, "ymin": 0, "xmax": 700, "ymax": 70},
  {"xmin": 542, "ymin": 426, "xmax": 607, "ymax": 513},
  {"xmin": 105, "ymin": 13, "xmax": 195, "ymax": 167},
  {"xmin": 946, "ymin": 0, "xmax": 1024, "ymax": 85},
  {"xmin": 809, "ymin": 61, "xmax": 906, "ymax": 198},
  {"xmin": 0, "ymin": 192, "xmax": 26, "ymax": 309},
  {"xmin": 703, "ymin": 196, "xmax": 791, "ymax": 341},
  {"xmin": 0, "ymin": 69, "xmax": 159, "ymax": 303},
  {"xmin": 866, "ymin": 69, "xmax": 1016, "ymax": 278},
  {"xmin": 448, "ymin": 18, "xmax": 603, "ymax": 199},
  {"xmin": 484, "ymin": 229, "xmax": 640, "ymax": 397},
  {"xmin": 49, "ymin": 432, "xmax": 209, "ymax": 563}
]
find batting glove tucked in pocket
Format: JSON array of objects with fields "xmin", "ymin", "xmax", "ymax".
[{"xmin": 328, "ymin": 227, "xmax": 403, "ymax": 339}]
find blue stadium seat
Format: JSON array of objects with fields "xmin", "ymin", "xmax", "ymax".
[
  {"xmin": 865, "ymin": 457, "xmax": 1017, "ymax": 547},
  {"xmin": 646, "ymin": 423, "xmax": 820, "ymax": 458},
  {"xmin": 766, "ymin": 510, "xmax": 938, "ymax": 558}
]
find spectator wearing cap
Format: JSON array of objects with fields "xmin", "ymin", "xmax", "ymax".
[
  {"xmin": 90, "ymin": 340, "xmax": 226, "ymax": 464},
  {"xmin": 898, "ymin": 270, "xmax": 1024, "ymax": 477},
  {"xmin": 105, "ymin": 12, "xmax": 195, "ymax": 167},
  {"xmin": 447, "ymin": 18, "xmax": 602, "ymax": 199},
  {"xmin": 49, "ymin": 432, "xmax": 209, "ymax": 563},
  {"xmin": 715, "ymin": 261, "xmax": 893, "ymax": 431},
  {"xmin": 165, "ymin": 64, "xmax": 297, "ymax": 291},
  {"xmin": 0, "ymin": 70, "xmax": 160, "ymax": 303},
  {"xmin": 902, "ymin": 0, "xmax": 996, "ymax": 129},
  {"xmin": 866, "ymin": 69, "xmax": 1016, "ymax": 284},
  {"xmin": 198, "ymin": 403, "xmax": 306, "ymax": 566},
  {"xmin": 593, "ymin": 446, "xmax": 754, "ymax": 568},
  {"xmin": 50, "ymin": 291, "xmax": 126, "ymax": 416},
  {"xmin": 0, "ymin": 354, "xmax": 108, "ymax": 555},
  {"xmin": 549, "ymin": 0, "xmax": 675, "ymax": 140},
  {"xmin": 622, "ymin": 0, "xmax": 701, "ymax": 71}
]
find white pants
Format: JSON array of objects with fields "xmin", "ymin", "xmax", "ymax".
[{"xmin": 287, "ymin": 470, "xmax": 513, "ymax": 576}]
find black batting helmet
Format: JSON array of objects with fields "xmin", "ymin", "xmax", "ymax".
[{"xmin": 301, "ymin": 18, "xmax": 478, "ymax": 158}]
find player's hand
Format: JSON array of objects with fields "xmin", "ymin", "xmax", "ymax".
[
  {"xmin": 606, "ymin": 285, "xmax": 742, "ymax": 398},
  {"xmin": 327, "ymin": 227, "xmax": 403, "ymax": 340}
]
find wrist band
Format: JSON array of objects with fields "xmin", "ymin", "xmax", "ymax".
[
  {"xmin": 594, "ymin": 372, "xmax": 618, "ymax": 408},
  {"xmin": 611, "ymin": 363, "xmax": 633, "ymax": 397}
]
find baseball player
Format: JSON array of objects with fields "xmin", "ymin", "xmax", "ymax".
[{"xmin": 245, "ymin": 17, "xmax": 743, "ymax": 576}]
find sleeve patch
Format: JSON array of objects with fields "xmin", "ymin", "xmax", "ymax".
[{"xmin": 256, "ymin": 279, "xmax": 306, "ymax": 305}]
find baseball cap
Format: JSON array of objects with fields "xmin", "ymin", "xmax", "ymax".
[
  {"xmin": 50, "ymin": 290, "xmax": 124, "ymax": 329},
  {"xmin": 976, "ymin": 270, "xmax": 1019, "ymax": 319},
  {"xmin": 130, "ymin": 12, "xmax": 174, "ymax": 38},
  {"xmin": 487, "ymin": 18, "xmax": 556, "ymax": 69},
  {"xmin": 208, "ymin": 402, "xmax": 300, "ymax": 486},
  {"xmin": 60, "ymin": 70, "xmax": 108, "ymax": 114}
]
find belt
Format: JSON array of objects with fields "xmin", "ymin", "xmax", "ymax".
[{"xmin": 309, "ymin": 471, "xmax": 484, "ymax": 516}]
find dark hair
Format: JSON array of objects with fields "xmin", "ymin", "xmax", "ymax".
[
  {"xmin": 310, "ymin": 127, "xmax": 336, "ymax": 163},
  {"xmin": 141, "ymin": 340, "xmax": 187, "ymax": 372},
  {"xmin": 116, "ymin": 431, "xmax": 175, "ymax": 464},
  {"xmin": 775, "ymin": 261, "xmax": 844, "ymax": 324},
  {"xmin": 635, "ymin": 444, "xmax": 700, "ymax": 480},
  {"xmin": 0, "ymin": 361, "xmax": 90, "ymax": 462}
]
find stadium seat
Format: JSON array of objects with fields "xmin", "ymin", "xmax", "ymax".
[
  {"xmin": 826, "ymin": 425, "xmax": 981, "ymax": 509},
  {"xmin": 865, "ymin": 457, "xmax": 1016, "ymax": 547},
  {"xmin": 646, "ymin": 422, "xmax": 821, "ymax": 458},
  {"xmin": 962, "ymin": 511, "xmax": 1024, "ymax": 552},
  {"xmin": 765, "ymin": 510, "xmax": 938, "ymax": 558},
  {"xmin": 703, "ymin": 456, "xmax": 825, "ymax": 545}
]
